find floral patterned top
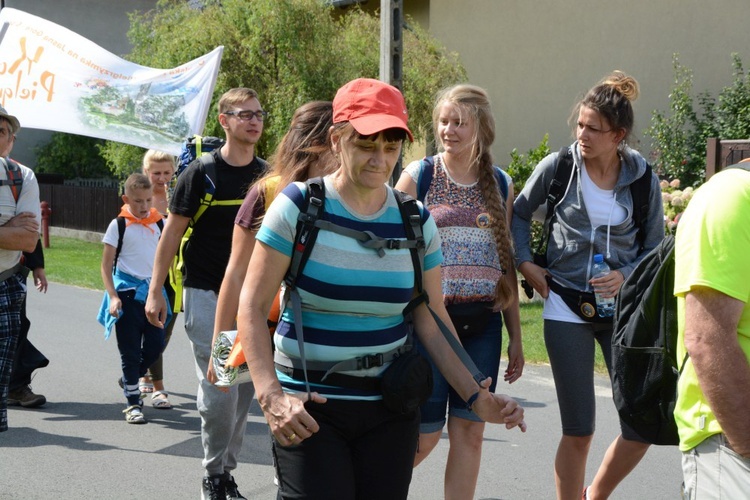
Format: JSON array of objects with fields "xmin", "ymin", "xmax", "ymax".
[{"xmin": 405, "ymin": 154, "xmax": 508, "ymax": 305}]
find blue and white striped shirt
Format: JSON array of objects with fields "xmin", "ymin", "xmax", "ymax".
[{"xmin": 257, "ymin": 176, "xmax": 443, "ymax": 399}]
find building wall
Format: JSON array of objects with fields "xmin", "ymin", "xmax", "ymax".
[
  {"xmin": 8, "ymin": 1, "xmax": 749, "ymax": 171},
  {"xmin": 424, "ymin": 0, "xmax": 750, "ymax": 166},
  {"xmin": 2, "ymin": 0, "xmax": 156, "ymax": 166}
]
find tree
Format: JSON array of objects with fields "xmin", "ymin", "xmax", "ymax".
[
  {"xmin": 646, "ymin": 54, "xmax": 750, "ymax": 187},
  {"xmin": 99, "ymin": 0, "xmax": 467, "ymax": 176},
  {"xmin": 34, "ymin": 133, "xmax": 111, "ymax": 179}
]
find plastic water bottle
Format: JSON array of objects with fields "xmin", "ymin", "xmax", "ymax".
[{"xmin": 591, "ymin": 254, "xmax": 615, "ymax": 318}]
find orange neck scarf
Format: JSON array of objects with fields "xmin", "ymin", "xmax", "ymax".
[{"xmin": 118, "ymin": 205, "xmax": 163, "ymax": 233}]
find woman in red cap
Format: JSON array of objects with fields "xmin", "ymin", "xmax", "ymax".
[{"xmin": 235, "ymin": 78, "xmax": 526, "ymax": 499}]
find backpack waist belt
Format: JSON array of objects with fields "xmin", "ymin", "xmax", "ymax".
[
  {"xmin": 273, "ymin": 342, "xmax": 411, "ymax": 381},
  {"xmin": 274, "ymin": 363, "xmax": 383, "ymax": 392},
  {"xmin": 0, "ymin": 263, "xmax": 28, "ymax": 283}
]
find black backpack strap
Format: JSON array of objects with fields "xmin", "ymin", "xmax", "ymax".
[
  {"xmin": 1, "ymin": 158, "xmax": 24, "ymax": 202},
  {"xmin": 396, "ymin": 190, "xmax": 487, "ymax": 387},
  {"xmin": 114, "ymin": 216, "xmax": 126, "ymax": 272},
  {"xmin": 395, "ymin": 191, "xmax": 425, "ymax": 294},
  {"xmin": 284, "ymin": 177, "xmax": 326, "ymax": 399},
  {"xmin": 630, "ymin": 163, "xmax": 652, "ymax": 250},
  {"xmin": 114, "ymin": 217, "xmax": 164, "ymax": 272},
  {"xmin": 534, "ymin": 147, "xmax": 575, "ymax": 257}
]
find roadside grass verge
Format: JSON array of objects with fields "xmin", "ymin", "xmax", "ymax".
[{"xmin": 42, "ymin": 236, "xmax": 606, "ymax": 370}]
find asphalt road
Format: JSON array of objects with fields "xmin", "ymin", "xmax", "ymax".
[{"xmin": 1, "ymin": 282, "xmax": 683, "ymax": 499}]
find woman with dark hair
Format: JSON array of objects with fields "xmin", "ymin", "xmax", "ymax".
[
  {"xmin": 236, "ymin": 78, "xmax": 525, "ymax": 499},
  {"xmin": 395, "ymin": 83, "xmax": 524, "ymax": 499},
  {"xmin": 512, "ymin": 71, "xmax": 664, "ymax": 499},
  {"xmin": 209, "ymin": 101, "xmax": 336, "ymax": 387}
]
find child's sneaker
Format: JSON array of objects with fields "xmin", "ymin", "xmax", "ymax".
[{"xmin": 123, "ymin": 405, "xmax": 146, "ymax": 424}]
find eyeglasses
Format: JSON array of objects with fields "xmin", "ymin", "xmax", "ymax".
[{"xmin": 224, "ymin": 109, "xmax": 269, "ymax": 122}]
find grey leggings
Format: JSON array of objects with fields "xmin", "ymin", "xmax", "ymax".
[{"xmin": 544, "ymin": 319, "xmax": 645, "ymax": 441}]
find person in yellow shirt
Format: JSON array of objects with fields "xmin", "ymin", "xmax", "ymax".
[{"xmin": 674, "ymin": 162, "xmax": 750, "ymax": 499}]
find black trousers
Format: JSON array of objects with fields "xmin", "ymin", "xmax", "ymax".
[
  {"xmin": 273, "ymin": 398, "xmax": 419, "ymax": 500},
  {"xmin": 9, "ymin": 277, "xmax": 48, "ymax": 391}
]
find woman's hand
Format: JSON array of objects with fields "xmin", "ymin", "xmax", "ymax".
[
  {"xmin": 518, "ymin": 261, "xmax": 550, "ymax": 298},
  {"xmin": 260, "ymin": 389, "xmax": 327, "ymax": 446},
  {"xmin": 589, "ymin": 269, "xmax": 624, "ymax": 298},
  {"xmin": 504, "ymin": 338, "xmax": 525, "ymax": 383},
  {"xmin": 472, "ymin": 379, "xmax": 527, "ymax": 432}
]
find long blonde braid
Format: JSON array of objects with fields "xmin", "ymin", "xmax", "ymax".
[{"xmin": 434, "ymin": 84, "xmax": 515, "ymax": 307}]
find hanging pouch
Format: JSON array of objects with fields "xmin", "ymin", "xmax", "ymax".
[
  {"xmin": 380, "ymin": 347, "xmax": 433, "ymax": 415},
  {"xmin": 547, "ymin": 277, "xmax": 612, "ymax": 324},
  {"xmin": 446, "ymin": 302, "xmax": 494, "ymax": 338}
]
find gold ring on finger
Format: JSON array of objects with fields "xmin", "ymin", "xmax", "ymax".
[{"xmin": 287, "ymin": 432, "xmax": 297, "ymax": 440}]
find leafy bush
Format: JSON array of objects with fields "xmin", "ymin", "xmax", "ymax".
[
  {"xmin": 506, "ymin": 133, "xmax": 550, "ymax": 195},
  {"xmin": 99, "ymin": 0, "xmax": 467, "ymax": 176},
  {"xmin": 660, "ymin": 178, "xmax": 695, "ymax": 234},
  {"xmin": 506, "ymin": 134, "xmax": 551, "ymax": 253},
  {"xmin": 647, "ymin": 54, "xmax": 750, "ymax": 188},
  {"xmin": 34, "ymin": 132, "xmax": 114, "ymax": 179}
]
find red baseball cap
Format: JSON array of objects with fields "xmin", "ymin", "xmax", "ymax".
[{"xmin": 333, "ymin": 78, "xmax": 413, "ymax": 142}]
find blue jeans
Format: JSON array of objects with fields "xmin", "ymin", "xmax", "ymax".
[
  {"xmin": 115, "ymin": 290, "xmax": 165, "ymax": 406},
  {"xmin": 416, "ymin": 310, "xmax": 503, "ymax": 433}
]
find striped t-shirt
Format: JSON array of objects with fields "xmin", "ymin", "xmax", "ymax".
[{"xmin": 256, "ymin": 176, "xmax": 443, "ymax": 400}]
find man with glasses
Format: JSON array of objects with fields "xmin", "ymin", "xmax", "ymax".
[
  {"xmin": 146, "ymin": 88, "xmax": 268, "ymax": 499},
  {"xmin": 0, "ymin": 105, "xmax": 41, "ymax": 432}
]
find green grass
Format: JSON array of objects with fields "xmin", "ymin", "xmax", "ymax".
[
  {"xmin": 43, "ymin": 236, "xmax": 606, "ymax": 370},
  {"xmin": 44, "ymin": 236, "xmax": 104, "ymax": 291}
]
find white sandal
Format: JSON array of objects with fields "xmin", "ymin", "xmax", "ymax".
[
  {"xmin": 151, "ymin": 390, "xmax": 172, "ymax": 409},
  {"xmin": 123, "ymin": 405, "xmax": 146, "ymax": 424}
]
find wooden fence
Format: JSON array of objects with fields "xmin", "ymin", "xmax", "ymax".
[
  {"xmin": 39, "ymin": 184, "xmax": 121, "ymax": 233},
  {"xmin": 34, "ymin": 137, "xmax": 748, "ymax": 234},
  {"xmin": 706, "ymin": 138, "xmax": 750, "ymax": 178}
]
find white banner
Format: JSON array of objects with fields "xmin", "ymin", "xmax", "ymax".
[{"xmin": 0, "ymin": 8, "xmax": 223, "ymax": 155}]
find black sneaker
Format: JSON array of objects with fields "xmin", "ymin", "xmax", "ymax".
[
  {"xmin": 8, "ymin": 385, "xmax": 46, "ymax": 408},
  {"xmin": 202, "ymin": 475, "xmax": 226, "ymax": 500},
  {"xmin": 223, "ymin": 473, "xmax": 247, "ymax": 500}
]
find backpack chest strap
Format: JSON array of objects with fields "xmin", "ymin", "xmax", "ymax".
[{"xmin": 312, "ymin": 218, "xmax": 422, "ymax": 257}]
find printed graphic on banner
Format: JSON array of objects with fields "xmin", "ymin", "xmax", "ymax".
[{"xmin": 0, "ymin": 8, "xmax": 223, "ymax": 154}]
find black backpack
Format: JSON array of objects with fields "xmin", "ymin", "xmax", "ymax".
[
  {"xmin": 611, "ymin": 235, "xmax": 681, "ymax": 445},
  {"xmin": 611, "ymin": 162, "xmax": 750, "ymax": 446}
]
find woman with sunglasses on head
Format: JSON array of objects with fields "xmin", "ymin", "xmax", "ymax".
[
  {"xmin": 236, "ymin": 78, "xmax": 526, "ymax": 500},
  {"xmin": 512, "ymin": 71, "xmax": 664, "ymax": 499}
]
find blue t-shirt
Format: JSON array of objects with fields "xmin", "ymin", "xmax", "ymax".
[{"xmin": 257, "ymin": 176, "xmax": 443, "ymax": 399}]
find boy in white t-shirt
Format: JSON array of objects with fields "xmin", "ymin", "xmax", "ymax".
[{"xmin": 98, "ymin": 173, "xmax": 168, "ymax": 424}]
